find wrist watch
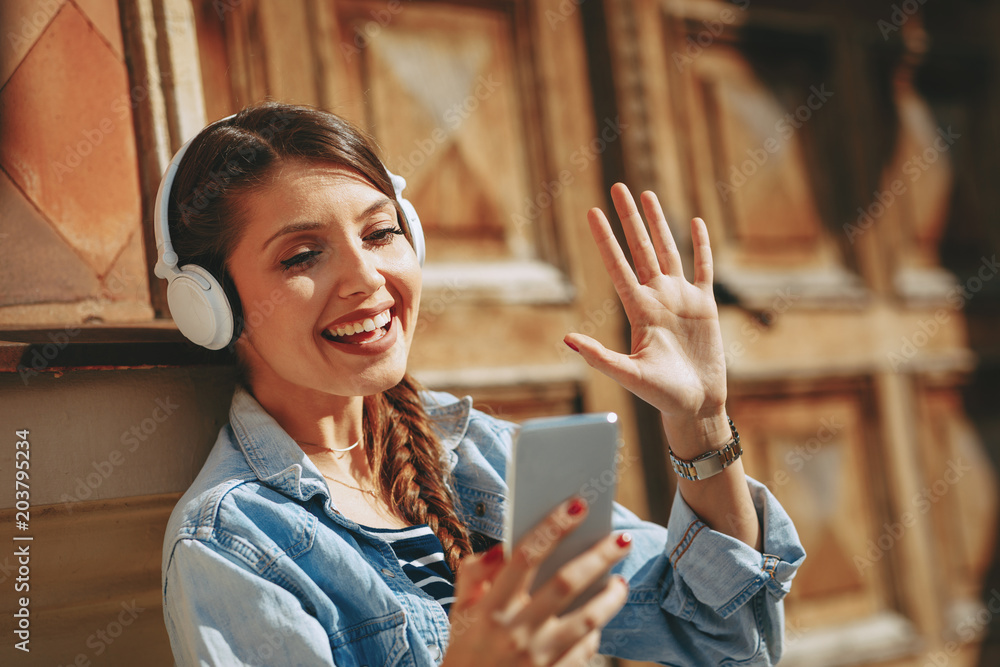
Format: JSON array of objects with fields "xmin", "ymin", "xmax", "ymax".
[{"xmin": 668, "ymin": 416, "xmax": 742, "ymax": 481}]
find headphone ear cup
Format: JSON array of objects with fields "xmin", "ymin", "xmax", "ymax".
[
  {"xmin": 398, "ymin": 197, "xmax": 425, "ymax": 266},
  {"xmin": 386, "ymin": 170, "xmax": 425, "ymax": 266},
  {"xmin": 165, "ymin": 264, "xmax": 235, "ymax": 350}
]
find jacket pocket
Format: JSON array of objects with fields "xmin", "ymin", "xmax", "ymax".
[{"xmin": 329, "ymin": 610, "xmax": 409, "ymax": 667}]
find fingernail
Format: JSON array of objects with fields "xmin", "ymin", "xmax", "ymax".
[
  {"xmin": 616, "ymin": 533, "xmax": 632, "ymax": 548},
  {"xmin": 615, "ymin": 574, "xmax": 629, "ymax": 588},
  {"xmin": 484, "ymin": 544, "xmax": 504, "ymax": 565},
  {"xmin": 567, "ymin": 497, "xmax": 587, "ymax": 516},
  {"xmin": 564, "ymin": 339, "xmax": 579, "ymax": 353}
]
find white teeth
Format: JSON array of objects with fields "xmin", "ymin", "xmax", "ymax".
[{"xmin": 326, "ymin": 309, "xmax": 392, "ymax": 338}]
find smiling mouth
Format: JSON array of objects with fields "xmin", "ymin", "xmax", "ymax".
[{"xmin": 321, "ymin": 308, "xmax": 393, "ymax": 345}]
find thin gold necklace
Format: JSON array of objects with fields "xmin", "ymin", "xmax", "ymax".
[
  {"xmin": 321, "ymin": 473, "xmax": 378, "ymax": 499},
  {"xmin": 296, "ymin": 438, "xmax": 361, "ymax": 453}
]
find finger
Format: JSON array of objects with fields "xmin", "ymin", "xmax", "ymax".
[
  {"xmin": 483, "ymin": 497, "xmax": 589, "ymax": 614},
  {"xmin": 640, "ymin": 190, "xmax": 684, "ymax": 278},
  {"xmin": 586, "ymin": 206, "xmax": 640, "ymax": 298},
  {"xmin": 549, "ymin": 578, "xmax": 629, "ymax": 667},
  {"xmin": 610, "ymin": 183, "xmax": 660, "ymax": 284},
  {"xmin": 562, "ymin": 333, "xmax": 639, "ymax": 392},
  {"xmin": 451, "ymin": 545, "xmax": 504, "ymax": 614},
  {"xmin": 691, "ymin": 217, "xmax": 714, "ymax": 288},
  {"xmin": 551, "ymin": 629, "xmax": 602, "ymax": 667},
  {"xmin": 515, "ymin": 532, "xmax": 632, "ymax": 628}
]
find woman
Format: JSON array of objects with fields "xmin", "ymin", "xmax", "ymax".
[{"xmin": 160, "ymin": 102, "xmax": 805, "ymax": 666}]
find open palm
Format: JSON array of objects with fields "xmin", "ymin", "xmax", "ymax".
[{"xmin": 564, "ymin": 184, "xmax": 728, "ymax": 423}]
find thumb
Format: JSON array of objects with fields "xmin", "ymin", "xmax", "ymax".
[{"xmin": 563, "ymin": 334, "xmax": 637, "ymax": 388}]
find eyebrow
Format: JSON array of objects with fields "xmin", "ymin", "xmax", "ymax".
[{"xmin": 260, "ymin": 197, "xmax": 396, "ymax": 252}]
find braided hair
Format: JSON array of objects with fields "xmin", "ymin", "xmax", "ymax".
[
  {"xmin": 168, "ymin": 101, "xmax": 473, "ymax": 571},
  {"xmin": 366, "ymin": 375, "xmax": 472, "ymax": 572}
]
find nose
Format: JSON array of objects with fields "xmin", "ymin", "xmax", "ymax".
[{"xmin": 336, "ymin": 243, "xmax": 386, "ymax": 298}]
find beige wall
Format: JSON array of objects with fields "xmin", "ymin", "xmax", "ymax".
[
  {"xmin": 0, "ymin": 367, "xmax": 236, "ymax": 509},
  {"xmin": 0, "ymin": 366, "xmax": 235, "ymax": 666}
]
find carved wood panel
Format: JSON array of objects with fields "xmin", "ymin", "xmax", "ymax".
[
  {"xmin": 336, "ymin": 1, "xmax": 539, "ymax": 262},
  {"xmin": 601, "ymin": 1, "xmax": 1000, "ymax": 666},
  {"xmin": 734, "ymin": 384, "xmax": 890, "ymax": 631},
  {"xmin": 188, "ymin": 0, "xmax": 652, "ymax": 516}
]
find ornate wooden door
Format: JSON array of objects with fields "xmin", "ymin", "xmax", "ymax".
[
  {"xmin": 597, "ymin": 0, "xmax": 1000, "ymax": 665},
  {"xmin": 187, "ymin": 0, "xmax": 652, "ymax": 516}
]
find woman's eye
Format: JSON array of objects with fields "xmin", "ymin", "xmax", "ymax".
[
  {"xmin": 280, "ymin": 250, "xmax": 321, "ymax": 272},
  {"xmin": 366, "ymin": 226, "xmax": 405, "ymax": 246}
]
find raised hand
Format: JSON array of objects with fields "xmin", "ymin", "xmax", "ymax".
[{"xmin": 564, "ymin": 184, "xmax": 728, "ymax": 435}]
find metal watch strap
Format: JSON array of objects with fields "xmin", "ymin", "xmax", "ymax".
[{"xmin": 668, "ymin": 416, "xmax": 742, "ymax": 481}]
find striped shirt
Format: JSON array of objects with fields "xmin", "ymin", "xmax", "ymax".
[{"xmin": 363, "ymin": 524, "xmax": 456, "ymax": 613}]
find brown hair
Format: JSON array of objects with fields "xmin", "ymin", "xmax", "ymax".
[{"xmin": 167, "ymin": 101, "xmax": 472, "ymax": 571}]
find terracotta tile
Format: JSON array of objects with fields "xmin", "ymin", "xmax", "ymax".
[
  {"xmin": 0, "ymin": 0, "xmax": 66, "ymax": 88},
  {"xmin": 101, "ymin": 225, "xmax": 151, "ymax": 305},
  {"xmin": 0, "ymin": 2, "xmax": 142, "ymax": 277},
  {"xmin": 0, "ymin": 168, "xmax": 101, "ymax": 307},
  {"xmin": 72, "ymin": 0, "xmax": 123, "ymax": 58}
]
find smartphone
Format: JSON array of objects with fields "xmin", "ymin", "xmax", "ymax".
[{"xmin": 503, "ymin": 412, "xmax": 622, "ymax": 611}]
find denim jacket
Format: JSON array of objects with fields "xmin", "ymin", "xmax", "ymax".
[{"xmin": 162, "ymin": 386, "xmax": 805, "ymax": 666}]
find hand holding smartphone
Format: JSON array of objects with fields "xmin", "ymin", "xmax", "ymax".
[{"xmin": 503, "ymin": 412, "xmax": 622, "ymax": 611}]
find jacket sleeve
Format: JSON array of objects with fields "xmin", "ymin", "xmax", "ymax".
[
  {"xmin": 601, "ymin": 477, "xmax": 806, "ymax": 666},
  {"xmin": 163, "ymin": 538, "xmax": 336, "ymax": 666}
]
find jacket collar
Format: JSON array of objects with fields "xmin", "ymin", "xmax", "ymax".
[{"xmin": 227, "ymin": 385, "xmax": 473, "ymax": 501}]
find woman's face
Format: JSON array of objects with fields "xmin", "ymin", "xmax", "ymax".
[{"xmin": 226, "ymin": 159, "xmax": 421, "ymax": 398}]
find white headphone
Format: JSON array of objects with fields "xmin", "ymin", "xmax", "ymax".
[{"xmin": 153, "ymin": 113, "xmax": 425, "ymax": 350}]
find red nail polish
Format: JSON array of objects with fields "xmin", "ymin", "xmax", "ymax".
[
  {"xmin": 567, "ymin": 498, "xmax": 586, "ymax": 516},
  {"xmin": 564, "ymin": 340, "xmax": 579, "ymax": 353},
  {"xmin": 616, "ymin": 533, "xmax": 632, "ymax": 548},
  {"xmin": 484, "ymin": 544, "xmax": 504, "ymax": 565}
]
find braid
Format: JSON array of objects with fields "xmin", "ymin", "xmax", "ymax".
[{"xmin": 364, "ymin": 374, "xmax": 473, "ymax": 572}]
